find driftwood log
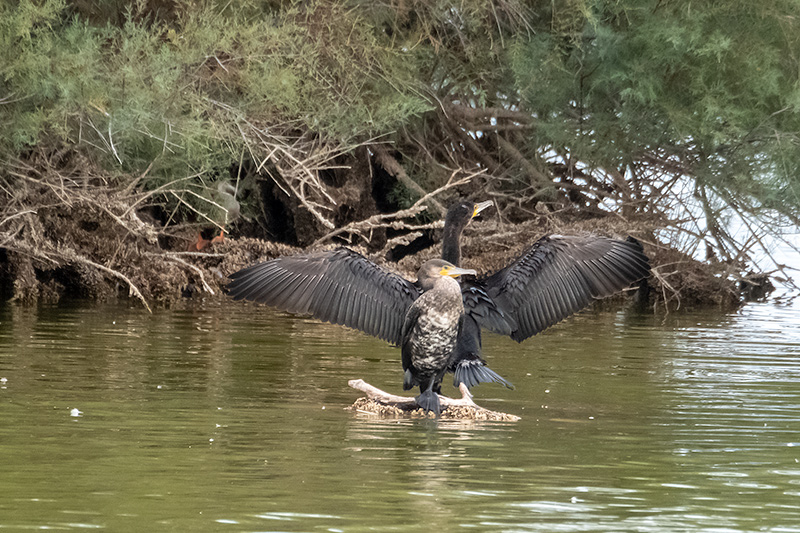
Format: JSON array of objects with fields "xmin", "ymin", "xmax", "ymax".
[{"xmin": 347, "ymin": 379, "xmax": 520, "ymax": 421}]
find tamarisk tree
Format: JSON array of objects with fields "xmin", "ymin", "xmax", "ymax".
[{"xmin": 2, "ymin": 0, "xmax": 799, "ymax": 302}]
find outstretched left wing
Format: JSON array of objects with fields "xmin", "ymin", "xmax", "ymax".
[{"xmin": 228, "ymin": 247, "xmax": 421, "ymax": 345}]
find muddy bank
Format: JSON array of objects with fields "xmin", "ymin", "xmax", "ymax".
[
  {"xmin": 1, "ymin": 151, "xmax": 767, "ymax": 311},
  {"xmin": 0, "ymin": 175, "xmax": 747, "ymax": 313}
]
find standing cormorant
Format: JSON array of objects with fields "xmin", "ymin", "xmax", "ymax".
[
  {"xmin": 439, "ymin": 200, "xmax": 651, "ymax": 390},
  {"xmin": 438, "ymin": 200, "xmax": 514, "ymax": 389},
  {"xmin": 401, "ymin": 260, "xmax": 475, "ymax": 414},
  {"xmin": 228, "ymin": 200, "xmax": 651, "ymax": 414},
  {"xmin": 228, "ymin": 250, "xmax": 475, "ymax": 415}
]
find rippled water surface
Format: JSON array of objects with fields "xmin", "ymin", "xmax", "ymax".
[{"xmin": 1, "ymin": 298, "xmax": 800, "ymax": 531}]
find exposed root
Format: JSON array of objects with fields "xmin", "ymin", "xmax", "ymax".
[
  {"xmin": 4, "ymin": 228, "xmax": 152, "ymax": 312},
  {"xmin": 312, "ymin": 169, "xmax": 482, "ymax": 247},
  {"xmin": 69, "ymin": 251, "xmax": 152, "ymax": 313},
  {"xmin": 151, "ymin": 252, "xmax": 216, "ymax": 296},
  {"xmin": 347, "ymin": 379, "xmax": 520, "ymax": 421}
]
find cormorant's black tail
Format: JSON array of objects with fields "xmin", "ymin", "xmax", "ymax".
[
  {"xmin": 415, "ymin": 389, "xmax": 441, "ymax": 416},
  {"xmin": 453, "ymin": 359, "xmax": 514, "ymax": 390}
]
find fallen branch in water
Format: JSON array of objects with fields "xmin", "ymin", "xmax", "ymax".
[
  {"xmin": 3, "ymin": 231, "xmax": 153, "ymax": 313},
  {"xmin": 347, "ymin": 379, "xmax": 520, "ymax": 421},
  {"xmin": 149, "ymin": 252, "xmax": 216, "ymax": 296},
  {"xmin": 69, "ymin": 252, "xmax": 153, "ymax": 313}
]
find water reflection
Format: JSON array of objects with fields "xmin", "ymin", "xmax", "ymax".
[{"xmin": 1, "ymin": 299, "xmax": 799, "ymax": 531}]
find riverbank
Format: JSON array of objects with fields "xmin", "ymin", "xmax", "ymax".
[
  {"xmin": 0, "ymin": 0, "xmax": 794, "ymax": 315},
  {"xmin": 0, "ymin": 165, "xmax": 750, "ymax": 313}
]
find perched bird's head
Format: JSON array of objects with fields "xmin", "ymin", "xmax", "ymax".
[
  {"xmin": 444, "ymin": 200, "xmax": 493, "ymax": 231},
  {"xmin": 417, "ymin": 259, "xmax": 476, "ymax": 291}
]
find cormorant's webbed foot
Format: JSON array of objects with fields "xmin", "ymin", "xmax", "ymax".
[{"xmin": 415, "ymin": 388, "xmax": 441, "ymax": 416}]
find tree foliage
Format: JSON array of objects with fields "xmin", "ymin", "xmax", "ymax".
[{"xmin": 1, "ymin": 0, "xmax": 799, "ymax": 287}]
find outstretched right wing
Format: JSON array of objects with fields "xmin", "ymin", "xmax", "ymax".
[
  {"xmin": 482, "ymin": 235, "xmax": 651, "ymax": 342},
  {"xmin": 227, "ymin": 247, "xmax": 422, "ymax": 345},
  {"xmin": 461, "ymin": 280, "xmax": 516, "ymax": 335}
]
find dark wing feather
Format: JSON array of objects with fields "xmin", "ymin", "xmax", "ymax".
[
  {"xmin": 227, "ymin": 247, "xmax": 421, "ymax": 345},
  {"xmin": 400, "ymin": 304, "xmax": 422, "ymax": 372},
  {"xmin": 460, "ymin": 279, "xmax": 516, "ymax": 335},
  {"xmin": 482, "ymin": 235, "xmax": 651, "ymax": 342}
]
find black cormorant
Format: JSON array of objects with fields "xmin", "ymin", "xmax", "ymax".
[
  {"xmin": 228, "ymin": 250, "xmax": 475, "ymax": 415},
  {"xmin": 441, "ymin": 200, "xmax": 494, "ymax": 267},
  {"xmin": 228, "ymin": 201, "xmax": 651, "ymax": 414},
  {"xmin": 439, "ymin": 200, "xmax": 651, "ymax": 391}
]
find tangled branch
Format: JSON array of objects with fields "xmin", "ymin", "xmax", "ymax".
[{"xmin": 312, "ymin": 168, "xmax": 484, "ymax": 247}]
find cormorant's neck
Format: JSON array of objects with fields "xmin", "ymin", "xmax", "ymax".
[
  {"xmin": 441, "ymin": 223, "xmax": 463, "ymax": 266},
  {"xmin": 435, "ymin": 274, "xmax": 464, "ymax": 299}
]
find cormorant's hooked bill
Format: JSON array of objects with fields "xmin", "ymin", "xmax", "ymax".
[{"xmin": 472, "ymin": 200, "xmax": 493, "ymax": 218}]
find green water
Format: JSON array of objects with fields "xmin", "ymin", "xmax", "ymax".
[{"xmin": 1, "ymin": 299, "xmax": 800, "ymax": 532}]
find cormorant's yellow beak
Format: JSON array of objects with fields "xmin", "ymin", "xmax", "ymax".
[
  {"xmin": 440, "ymin": 265, "xmax": 477, "ymax": 278},
  {"xmin": 472, "ymin": 200, "xmax": 493, "ymax": 219}
]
